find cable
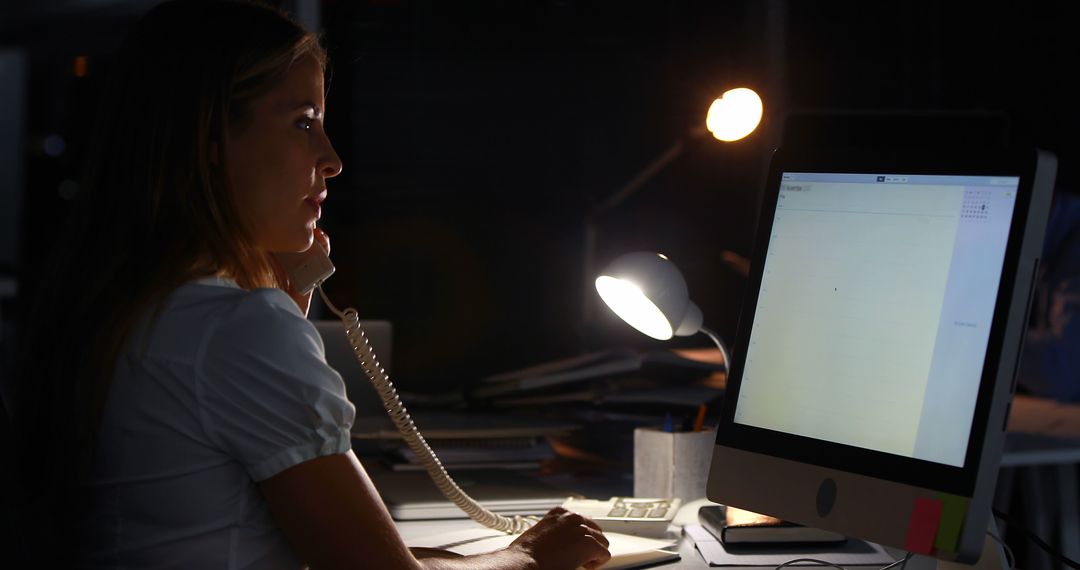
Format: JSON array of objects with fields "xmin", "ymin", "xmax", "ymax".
[
  {"xmin": 986, "ymin": 530, "xmax": 1015, "ymax": 570},
  {"xmin": 892, "ymin": 552, "xmax": 913, "ymax": 570},
  {"xmin": 770, "ymin": 528, "xmax": 1023, "ymax": 570},
  {"xmin": 774, "ymin": 558, "xmax": 847, "ymax": 569},
  {"xmin": 318, "ymin": 286, "xmax": 536, "ymax": 534},
  {"xmin": 992, "ymin": 507, "xmax": 1080, "ymax": 569},
  {"xmin": 772, "ymin": 552, "xmax": 912, "ymax": 570}
]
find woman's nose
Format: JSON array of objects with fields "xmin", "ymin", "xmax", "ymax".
[{"xmin": 321, "ymin": 138, "xmax": 343, "ymax": 179}]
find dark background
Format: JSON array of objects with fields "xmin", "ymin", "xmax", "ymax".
[{"xmin": 2, "ymin": 0, "xmax": 1077, "ymax": 392}]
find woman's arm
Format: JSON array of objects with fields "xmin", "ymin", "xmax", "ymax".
[{"xmin": 259, "ymin": 450, "xmax": 610, "ymax": 570}]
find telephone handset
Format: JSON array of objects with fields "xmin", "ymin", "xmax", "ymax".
[
  {"xmin": 272, "ymin": 243, "xmax": 336, "ymax": 296},
  {"xmin": 286, "ymin": 248, "xmax": 534, "ymax": 534}
]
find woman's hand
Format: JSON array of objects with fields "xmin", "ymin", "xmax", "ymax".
[
  {"xmin": 508, "ymin": 507, "xmax": 611, "ymax": 570},
  {"xmin": 269, "ymin": 228, "xmax": 330, "ymax": 316}
]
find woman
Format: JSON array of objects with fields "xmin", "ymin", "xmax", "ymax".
[{"xmin": 11, "ymin": 1, "xmax": 610, "ymax": 568}]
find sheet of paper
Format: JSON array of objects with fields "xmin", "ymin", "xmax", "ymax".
[{"xmin": 407, "ymin": 528, "xmax": 678, "ymax": 569}]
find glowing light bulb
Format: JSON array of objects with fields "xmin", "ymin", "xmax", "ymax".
[
  {"xmin": 705, "ymin": 87, "xmax": 763, "ymax": 142},
  {"xmin": 594, "ymin": 276, "xmax": 673, "ymax": 340}
]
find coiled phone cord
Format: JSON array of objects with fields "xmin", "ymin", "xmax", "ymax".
[{"xmin": 318, "ymin": 286, "xmax": 535, "ymax": 534}]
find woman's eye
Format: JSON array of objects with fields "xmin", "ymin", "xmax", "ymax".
[{"xmin": 297, "ymin": 117, "xmax": 314, "ymax": 130}]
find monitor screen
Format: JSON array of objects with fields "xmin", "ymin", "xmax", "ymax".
[
  {"xmin": 708, "ymin": 147, "xmax": 1056, "ymax": 564},
  {"xmin": 734, "ymin": 172, "xmax": 1018, "ymax": 468}
]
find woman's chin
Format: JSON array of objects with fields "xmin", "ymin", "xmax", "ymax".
[{"xmin": 269, "ymin": 233, "xmax": 314, "ymax": 254}]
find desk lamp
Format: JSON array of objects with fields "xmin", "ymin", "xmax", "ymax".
[{"xmin": 595, "ymin": 251, "xmax": 730, "ymax": 369}]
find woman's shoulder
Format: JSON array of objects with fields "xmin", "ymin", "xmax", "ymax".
[
  {"xmin": 154, "ymin": 277, "xmax": 317, "ymax": 361},
  {"xmin": 176, "ymin": 276, "xmax": 304, "ymax": 319}
]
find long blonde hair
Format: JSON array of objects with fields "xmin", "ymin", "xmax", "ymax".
[{"xmin": 13, "ymin": 0, "xmax": 327, "ymax": 558}]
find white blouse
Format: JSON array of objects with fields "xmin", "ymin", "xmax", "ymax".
[{"xmin": 81, "ymin": 276, "xmax": 355, "ymax": 569}]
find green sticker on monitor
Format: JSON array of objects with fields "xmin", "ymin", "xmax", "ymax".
[{"xmin": 934, "ymin": 492, "xmax": 969, "ymax": 552}]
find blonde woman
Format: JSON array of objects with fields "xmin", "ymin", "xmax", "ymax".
[{"xmin": 11, "ymin": 1, "xmax": 609, "ymax": 568}]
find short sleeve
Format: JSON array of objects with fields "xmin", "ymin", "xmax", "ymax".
[{"xmin": 196, "ymin": 289, "xmax": 356, "ymax": 481}]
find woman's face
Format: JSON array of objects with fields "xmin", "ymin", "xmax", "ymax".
[{"xmin": 226, "ymin": 55, "xmax": 342, "ymax": 253}]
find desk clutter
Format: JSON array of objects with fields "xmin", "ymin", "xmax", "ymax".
[
  {"xmin": 467, "ymin": 346, "xmax": 725, "ymax": 411},
  {"xmin": 365, "ymin": 463, "xmax": 575, "ymax": 521},
  {"xmin": 351, "ymin": 411, "xmax": 579, "ymax": 472},
  {"xmin": 698, "ymin": 505, "xmax": 846, "ymax": 546},
  {"xmin": 562, "ymin": 496, "xmax": 682, "ymax": 538},
  {"xmin": 385, "ymin": 437, "xmax": 557, "ymax": 471},
  {"xmin": 684, "ymin": 523, "xmax": 894, "ymax": 567},
  {"xmin": 457, "ymin": 346, "xmax": 726, "ymax": 482},
  {"xmin": 634, "ymin": 425, "xmax": 715, "ymax": 501}
]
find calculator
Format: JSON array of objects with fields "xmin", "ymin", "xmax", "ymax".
[{"xmin": 561, "ymin": 496, "xmax": 682, "ymax": 538}]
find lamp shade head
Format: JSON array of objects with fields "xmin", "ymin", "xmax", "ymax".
[{"xmin": 595, "ymin": 251, "xmax": 703, "ymax": 340}]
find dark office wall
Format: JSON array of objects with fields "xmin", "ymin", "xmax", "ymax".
[
  {"xmin": 784, "ymin": 2, "xmax": 1078, "ymax": 180},
  {"xmin": 3, "ymin": 10, "xmax": 131, "ymax": 390},
  {"xmin": 0, "ymin": 50, "xmax": 26, "ymax": 275},
  {"xmin": 315, "ymin": 0, "xmax": 1080, "ymax": 389},
  {"xmin": 314, "ymin": 0, "xmax": 780, "ymax": 390},
  {"xmin": 5, "ymin": 0, "xmax": 1079, "ymax": 392}
]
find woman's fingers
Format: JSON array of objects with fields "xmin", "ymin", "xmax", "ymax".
[
  {"xmin": 314, "ymin": 227, "xmax": 330, "ymax": 255},
  {"xmin": 583, "ymin": 523, "xmax": 609, "ymax": 548}
]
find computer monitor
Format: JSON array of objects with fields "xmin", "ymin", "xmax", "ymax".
[{"xmin": 708, "ymin": 145, "xmax": 1057, "ymax": 563}]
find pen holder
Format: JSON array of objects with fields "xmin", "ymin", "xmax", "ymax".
[{"xmin": 633, "ymin": 426, "xmax": 716, "ymax": 501}]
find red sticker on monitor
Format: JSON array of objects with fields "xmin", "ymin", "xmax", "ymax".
[{"xmin": 905, "ymin": 497, "xmax": 944, "ymax": 554}]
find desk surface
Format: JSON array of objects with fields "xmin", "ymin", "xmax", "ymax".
[
  {"xmin": 389, "ymin": 395, "xmax": 1080, "ymax": 569},
  {"xmin": 395, "ymin": 503, "xmax": 955, "ymax": 569}
]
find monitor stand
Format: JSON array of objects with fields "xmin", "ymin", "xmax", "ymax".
[{"xmin": 935, "ymin": 522, "xmax": 1009, "ymax": 570}]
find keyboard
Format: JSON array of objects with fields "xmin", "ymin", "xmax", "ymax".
[{"xmin": 561, "ymin": 496, "xmax": 682, "ymax": 538}]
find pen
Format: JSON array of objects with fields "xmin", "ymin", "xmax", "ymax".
[{"xmin": 692, "ymin": 404, "xmax": 706, "ymax": 432}]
